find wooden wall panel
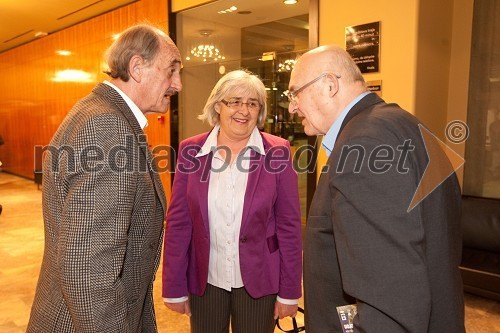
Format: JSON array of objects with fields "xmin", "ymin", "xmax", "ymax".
[{"xmin": 0, "ymin": 0, "xmax": 172, "ymax": 199}]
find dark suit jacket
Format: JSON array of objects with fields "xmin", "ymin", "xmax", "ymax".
[
  {"xmin": 162, "ymin": 130, "xmax": 302, "ymax": 300},
  {"xmin": 304, "ymin": 93, "xmax": 465, "ymax": 332},
  {"xmin": 27, "ymin": 83, "xmax": 166, "ymax": 333}
]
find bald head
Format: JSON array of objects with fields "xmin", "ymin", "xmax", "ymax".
[
  {"xmin": 297, "ymin": 45, "xmax": 365, "ymax": 86},
  {"xmin": 287, "ymin": 45, "xmax": 368, "ymax": 136}
]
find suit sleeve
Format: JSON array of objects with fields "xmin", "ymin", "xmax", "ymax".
[
  {"xmin": 57, "ymin": 115, "xmax": 133, "ymax": 333},
  {"xmin": 273, "ymin": 142, "xmax": 303, "ymax": 299},
  {"xmin": 330, "ymin": 135, "xmax": 431, "ymax": 332},
  {"xmin": 162, "ymin": 140, "xmax": 193, "ymax": 298}
]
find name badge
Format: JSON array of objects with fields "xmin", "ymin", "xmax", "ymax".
[{"xmin": 336, "ymin": 304, "xmax": 357, "ymax": 333}]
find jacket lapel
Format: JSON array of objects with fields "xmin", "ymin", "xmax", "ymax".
[
  {"xmin": 92, "ymin": 83, "xmax": 167, "ymax": 214},
  {"xmin": 197, "ymin": 152, "xmax": 212, "ymax": 234},
  {"xmin": 240, "ymin": 141, "xmax": 265, "ymax": 233}
]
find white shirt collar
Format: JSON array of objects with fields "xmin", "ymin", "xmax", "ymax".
[
  {"xmin": 103, "ymin": 80, "xmax": 148, "ymax": 129},
  {"xmin": 196, "ymin": 125, "xmax": 265, "ymax": 157}
]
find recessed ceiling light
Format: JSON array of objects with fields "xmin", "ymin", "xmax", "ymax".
[
  {"xmin": 56, "ymin": 50, "xmax": 72, "ymax": 56},
  {"xmin": 283, "ymin": 0, "xmax": 298, "ymax": 4},
  {"xmin": 218, "ymin": 6, "xmax": 237, "ymax": 14}
]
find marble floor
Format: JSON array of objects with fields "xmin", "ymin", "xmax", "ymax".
[{"xmin": 0, "ymin": 171, "xmax": 499, "ymax": 333}]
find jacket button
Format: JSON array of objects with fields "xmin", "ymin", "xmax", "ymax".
[{"xmin": 240, "ymin": 237, "xmax": 247, "ymax": 243}]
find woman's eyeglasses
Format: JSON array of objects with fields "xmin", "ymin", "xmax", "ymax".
[{"xmin": 220, "ymin": 99, "xmax": 261, "ymax": 111}]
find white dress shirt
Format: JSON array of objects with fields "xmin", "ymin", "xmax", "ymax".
[
  {"xmin": 202, "ymin": 125, "xmax": 264, "ymax": 291},
  {"xmin": 103, "ymin": 80, "xmax": 148, "ymax": 129}
]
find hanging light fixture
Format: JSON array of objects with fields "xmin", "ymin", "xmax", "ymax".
[
  {"xmin": 278, "ymin": 59, "xmax": 296, "ymax": 72},
  {"xmin": 188, "ymin": 30, "xmax": 226, "ymax": 62}
]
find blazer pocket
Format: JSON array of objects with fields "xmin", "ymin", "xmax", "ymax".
[{"xmin": 267, "ymin": 234, "xmax": 279, "ymax": 253}]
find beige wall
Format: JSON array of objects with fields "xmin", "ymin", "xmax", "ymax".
[
  {"xmin": 319, "ymin": 0, "xmax": 418, "ymax": 112},
  {"xmin": 316, "ymin": 0, "xmax": 419, "ymax": 173},
  {"xmin": 316, "ymin": 0, "xmax": 473, "ymax": 186},
  {"xmin": 446, "ymin": 0, "xmax": 474, "ymax": 183},
  {"xmin": 414, "ymin": 0, "xmax": 454, "ymax": 140}
]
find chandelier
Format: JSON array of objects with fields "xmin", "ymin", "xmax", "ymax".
[
  {"xmin": 188, "ymin": 30, "xmax": 226, "ymax": 62},
  {"xmin": 190, "ymin": 44, "xmax": 225, "ymax": 62},
  {"xmin": 278, "ymin": 59, "xmax": 296, "ymax": 72}
]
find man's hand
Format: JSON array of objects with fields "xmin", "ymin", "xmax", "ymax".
[
  {"xmin": 164, "ymin": 300, "xmax": 191, "ymax": 316},
  {"xmin": 274, "ymin": 301, "xmax": 298, "ymax": 319}
]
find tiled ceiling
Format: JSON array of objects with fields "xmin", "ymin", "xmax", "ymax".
[{"xmin": 0, "ymin": 0, "xmax": 138, "ymax": 54}]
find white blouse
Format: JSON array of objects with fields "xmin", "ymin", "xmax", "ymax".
[{"xmin": 198, "ymin": 125, "xmax": 264, "ymax": 291}]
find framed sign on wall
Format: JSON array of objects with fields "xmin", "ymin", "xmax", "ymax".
[{"xmin": 345, "ymin": 21, "xmax": 380, "ymax": 73}]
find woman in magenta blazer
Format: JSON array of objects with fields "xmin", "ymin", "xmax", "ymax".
[{"xmin": 162, "ymin": 70, "xmax": 302, "ymax": 333}]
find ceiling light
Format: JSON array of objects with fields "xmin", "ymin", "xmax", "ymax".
[
  {"xmin": 34, "ymin": 31, "xmax": 48, "ymax": 38},
  {"xmin": 52, "ymin": 69, "xmax": 95, "ymax": 83},
  {"xmin": 218, "ymin": 5, "xmax": 237, "ymax": 14},
  {"xmin": 278, "ymin": 59, "xmax": 296, "ymax": 72},
  {"xmin": 56, "ymin": 50, "xmax": 72, "ymax": 56},
  {"xmin": 190, "ymin": 44, "xmax": 225, "ymax": 62},
  {"xmin": 283, "ymin": 0, "xmax": 298, "ymax": 4},
  {"xmin": 188, "ymin": 30, "xmax": 226, "ymax": 62}
]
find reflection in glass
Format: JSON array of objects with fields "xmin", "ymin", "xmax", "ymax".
[{"xmin": 175, "ymin": 0, "xmax": 311, "ymax": 221}]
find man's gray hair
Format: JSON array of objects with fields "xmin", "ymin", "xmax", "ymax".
[{"xmin": 103, "ymin": 23, "xmax": 171, "ymax": 82}]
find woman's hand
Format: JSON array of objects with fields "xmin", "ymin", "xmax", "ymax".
[
  {"xmin": 274, "ymin": 301, "xmax": 298, "ymax": 319},
  {"xmin": 164, "ymin": 300, "xmax": 191, "ymax": 316}
]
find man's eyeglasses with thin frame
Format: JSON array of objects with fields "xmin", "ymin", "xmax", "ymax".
[
  {"xmin": 220, "ymin": 99, "xmax": 261, "ymax": 111},
  {"xmin": 286, "ymin": 72, "xmax": 341, "ymax": 105}
]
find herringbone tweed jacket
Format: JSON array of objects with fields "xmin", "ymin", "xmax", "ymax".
[{"xmin": 27, "ymin": 83, "xmax": 166, "ymax": 333}]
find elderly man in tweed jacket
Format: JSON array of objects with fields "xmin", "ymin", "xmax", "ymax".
[{"xmin": 27, "ymin": 23, "xmax": 182, "ymax": 333}]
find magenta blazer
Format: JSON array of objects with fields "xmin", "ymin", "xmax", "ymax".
[{"xmin": 162, "ymin": 130, "xmax": 302, "ymax": 300}]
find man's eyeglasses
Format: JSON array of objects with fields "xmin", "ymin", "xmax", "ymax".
[
  {"xmin": 286, "ymin": 72, "xmax": 341, "ymax": 104},
  {"xmin": 221, "ymin": 99, "xmax": 261, "ymax": 111}
]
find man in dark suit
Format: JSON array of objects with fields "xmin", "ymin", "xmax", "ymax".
[
  {"xmin": 288, "ymin": 45, "xmax": 465, "ymax": 332},
  {"xmin": 27, "ymin": 23, "xmax": 182, "ymax": 333}
]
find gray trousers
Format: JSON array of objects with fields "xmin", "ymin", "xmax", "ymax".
[{"xmin": 189, "ymin": 284, "xmax": 276, "ymax": 333}]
